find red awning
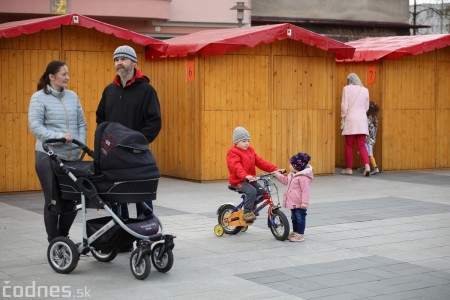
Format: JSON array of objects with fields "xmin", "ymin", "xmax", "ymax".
[
  {"xmin": 147, "ymin": 23, "xmax": 354, "ymax": 60},
  {"xmin": 0, "ymin": 14, "xmax": 167, "ymax": 54},
  {"xmin": 338, "ymin": 34, "xmax": 450, "ymax": 62}
]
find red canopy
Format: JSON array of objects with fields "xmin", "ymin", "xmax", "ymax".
[
  {"xmin": 0, "ymin": 14, "xmax": 167, "ymax": 54},
  {"xmin": 147, "ymin": 23, "xmax": 354, "ymax": 60},
  {"xmin": 338, "ymin": 34, "xmax": 450, "ymax": 62}
]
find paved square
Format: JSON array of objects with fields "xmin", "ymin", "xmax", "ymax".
[{"xmin": 1, "ymin": 170, "xmax": 449, "ymax": 299}]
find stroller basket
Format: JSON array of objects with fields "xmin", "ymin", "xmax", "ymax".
[{"xmin": 87, "ymin": 216, "xmax": 161, "ymax": 250}]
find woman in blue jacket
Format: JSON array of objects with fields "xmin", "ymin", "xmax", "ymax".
[{"xmin": 28, "ymin": 60, "xmax": 87, "ymax": 243}]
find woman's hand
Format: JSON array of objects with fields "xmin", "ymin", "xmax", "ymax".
[{"xmin": 63, "ymin": 133, "xmax": 73, "ymax": 142}]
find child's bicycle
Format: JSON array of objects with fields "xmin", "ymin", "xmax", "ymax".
[{"xmin": 214, "ymin": 172, "xmax": 290, "ymax": 241}]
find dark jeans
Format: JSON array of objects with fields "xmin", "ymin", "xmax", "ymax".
[
  {"xmin": 35, "ymin": 151, "xmax": 77, "ymax": 242},
  {"xmin": 112, "ymin": 200, "xmax": 153, "ymax": 219},
  {"xmin": 234, "ymin": 181, "xmax": 266, "ymax": 213},
  {"xmin": 291, "ymin": 208, "xmax": 307, "ymax": 234}
]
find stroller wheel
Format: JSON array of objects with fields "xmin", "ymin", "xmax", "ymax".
[
  {"xmin": 151, "ymin": 243, "xmax": 174, "ymax": 273},
  {"xmin": 91, "ymin": 248, "xmax": 118, "ymax": 262},
  {"xmin": 47, "ymin": 237, "xmax": 79, "ymax": 274},
  {"xmin": 130, "ymin": 249, "xmax": 151, "ymax": 280}
]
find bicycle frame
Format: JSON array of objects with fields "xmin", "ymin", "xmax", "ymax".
[{"xmin": 225, "ymin": 174, "xmax": 281, "ymax": 226}]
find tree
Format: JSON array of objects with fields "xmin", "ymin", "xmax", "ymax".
[{"xmin": 410, "ymin": 0, "xmax": 450, "ymax": 35}]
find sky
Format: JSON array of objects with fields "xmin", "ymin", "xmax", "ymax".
[{"xmin": 409, "ymin": 0, "xmax": 450, "ymax": 4}]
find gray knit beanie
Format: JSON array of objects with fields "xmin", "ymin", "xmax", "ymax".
[
  {"xmin": 113, "ymin": 45, "xmax": 138, "ymax": 62},
  {"xmin": 233, "ymin": 126, "xmax": 250, "ymax": 144}
]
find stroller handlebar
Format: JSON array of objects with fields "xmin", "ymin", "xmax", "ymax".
[
  {"xmin": 43, "ymin": 138, "xmax": 67, "ymax": 152},
  {"xmin": 42, "ymin": 138, "xmax": 93, "ymax": 159}
]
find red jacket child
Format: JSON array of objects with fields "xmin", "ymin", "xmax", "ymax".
[
  {"xmin": 226, "ymin": 126, "xmax": 278, "ymax": 222},
  {"xmin": 227, "ymin": 145, "xmax": 278, "ymax": 186}
]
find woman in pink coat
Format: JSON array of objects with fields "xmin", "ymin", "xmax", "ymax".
[
  {"xmin": 340, "ymin": 73, "xmax": 370, "ymax": 176},
  {"xmin": 275, "ymin": 152, "xmax": 313, "ymax": 242}
]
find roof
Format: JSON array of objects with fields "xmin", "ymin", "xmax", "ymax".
[
  {"xmin": 338, "ymin": 34, "xmax": 450, "ymax": 62},
  {"xmin": 0, "ymin": 14, "xmax": 167, "ymax": 54},
  {"xmin": 146, "ymin": 23, "xmax": 354, "ymax": 60}
]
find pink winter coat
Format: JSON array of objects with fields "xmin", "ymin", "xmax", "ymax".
[
  {"xmin": 341, "ymin": 84, "xmax": 369, "ymax": 136},
  {"xmin": 275, "ymin": 166, "xmax": 313, "ymax": 209}
]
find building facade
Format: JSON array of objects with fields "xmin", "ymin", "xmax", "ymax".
[
  {"xmin": 251, "ymin": 0, "xmax": 413, "ymax": 42},
  {"xmin": 0, "ymin": 0, "xmax": 251, "ymax": 38}
]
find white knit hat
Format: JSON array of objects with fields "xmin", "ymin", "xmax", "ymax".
[
  {"xmin": 233, "ymin": 126, "xmax": 250, "ymax": 144},
  {"xmin": 113, "ymin": 45, "xmax": 138, "ymax": 62}
]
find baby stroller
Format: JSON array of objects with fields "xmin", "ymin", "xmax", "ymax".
[{"xmin": 43, "ymin": 122, "xmax": 175, "ymax": 280}]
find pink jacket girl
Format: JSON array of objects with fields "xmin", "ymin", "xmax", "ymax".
[{"xmin": 275, "ymin": 166, "xmax": 313, "ymax": 209}]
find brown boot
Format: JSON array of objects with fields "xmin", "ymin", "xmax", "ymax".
[{"xmin": 243, "ymin": 212, "xmax": 256, "ymax": 222}]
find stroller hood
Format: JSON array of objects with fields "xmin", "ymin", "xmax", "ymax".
[{"xmin": 94, "ymin": 122, "xmax": 160, "ymax": 182}]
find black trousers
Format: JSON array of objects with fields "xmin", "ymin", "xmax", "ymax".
[{"xmin": 35, "ymin": 151, "xmax": 77, "ymax": 242}]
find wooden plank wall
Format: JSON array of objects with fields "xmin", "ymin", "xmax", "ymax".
[
  {"xmin": 382, "ymin": 53, "xmax": 436, "ymax": 170},
  {"xmin": 436, "ymin": 47, "xmax": 450, "ymax": 168},
  {"xmin": 145, "ymin": 39, "xmax": 338, "ymax": 181},
  {"xmin": 0, "ymin": 30, "xmax": 62, "ymax": 193},
  {"xmin": 6, "ymin": 26, "xmax": 447, "ymax": 191},
  {"xmin": 0, "ymin": 26, "xmax": 146, "ymax": 192},
  {"xmin": 202, "ymin": 40, "xmax": 336, "ymax": 180},
  {"xmin": 141, "ymin": 58, "xmax": 202, "ymax": 180},
  {"xmin": 334, "ymin": 62, "xmax": 383, "ymax": 169}
]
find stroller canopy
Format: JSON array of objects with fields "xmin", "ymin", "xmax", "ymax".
[{"xmin": 94, "ymin": 122, "xmax": 160, "ymax": 182}]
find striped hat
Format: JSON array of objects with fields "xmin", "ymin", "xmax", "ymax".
[{"xmin": 113, "ymin": 45, "xmax": 138, "ymax": 62}]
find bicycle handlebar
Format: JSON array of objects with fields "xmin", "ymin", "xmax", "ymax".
[{"xmin": 250, "ymin": 170, "xmax": 286, "ymax": 181}]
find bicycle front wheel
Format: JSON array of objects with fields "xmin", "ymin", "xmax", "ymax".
[{"xmin": 268, "ymin": 209, "xmax": 290, "ymax": 241}]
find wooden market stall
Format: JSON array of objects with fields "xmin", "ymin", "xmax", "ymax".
[
  {"xmin": 144, "ymin": 24, "xmax": 355, "ymax": 181},
  {"xmin": 0, "ymin": 14, "xmax": 166, "ymax": 193},
  {"xmin": 335, "ymin": 35, "xmax": 450, "ymax": 171}
]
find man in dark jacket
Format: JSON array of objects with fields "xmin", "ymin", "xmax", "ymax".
[{"xmin": 96, "ymin": 45, "xmax": 162, "ymax": 223}]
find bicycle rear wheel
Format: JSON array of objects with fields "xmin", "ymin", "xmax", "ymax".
[{"xmin": 217, "ymin": 204, "xmax": 242, "ymax": 235}]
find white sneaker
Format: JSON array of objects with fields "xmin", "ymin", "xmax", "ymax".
[{"xmin": 370, "ymin": 167, "xmax": 380, "ymax": 175}]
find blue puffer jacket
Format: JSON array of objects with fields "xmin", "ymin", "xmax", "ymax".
[{"xmin": 28, "ymin": 85, "xmax": 87, "ymax": 161}]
